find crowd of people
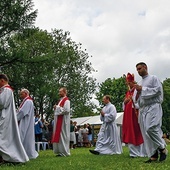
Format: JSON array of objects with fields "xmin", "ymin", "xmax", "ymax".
[
  {"xmin": 0, "ymin": 61, "xmax": 168, "ymax": 165},
  {"xmin": 70, "ymin": 121, "xmax": 93, "ymax": 149}
]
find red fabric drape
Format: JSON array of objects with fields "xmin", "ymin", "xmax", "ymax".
[
  {"xmin": 52, "ymin": 97, "xmax": 69, "ymax": 143},
  {"xmin": 122, "ymin": 90, "xmax": 143, "ymax": 146}
]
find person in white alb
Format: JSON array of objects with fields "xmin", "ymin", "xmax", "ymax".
[
  {"xmin": 0, "ymin": 74, "xmax": 29, "ymax": 164},
  {"xmin": 89, "ymin": 95, "xmax": 122, "ymax": 155},
  {"xmin": 17, "ymin": 88, "xmax": 38, "ymax": 159},
  {"xmin": 134, "ymin": 62, "xmax": 168, "ymax": 163},
  {"xmin": 52, "ymin": 87, "xmax": 70, "ymax": 157}
]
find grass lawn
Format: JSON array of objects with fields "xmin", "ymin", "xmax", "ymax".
[{"xmin": 0, "ymin": 145, "xmax": 170, "ymax": 170}]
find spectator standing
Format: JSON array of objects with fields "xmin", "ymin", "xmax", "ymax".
[
  {"xmin": 34, "ymin": 114, "xmax": 43, "ymax": 142},
  {"xmin": 82, "ymin": 124, "xmax": 89, "ymax": 147},
  {"xmin": 73, "ymin": 121, "xmax": 79, "ymax": 147},
  {"xmin": 70, "ymin": 120, "xmax": 76, "ymax": 149},
  {"xmin": 87, "ymin": 123, "xmax": 93, "ymax": 147},
  {"xmin": 77, "ymin": 125, "xmax": 83, "ymax": 147}
]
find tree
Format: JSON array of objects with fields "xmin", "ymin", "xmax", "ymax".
[
  {"xmin": 162, "ymin": 78, "xmax": 170, "ymax": 133},
  {"xmin": 0, "ymin": 0, "xmax": 37, "ymax": 67},
  {"xmin": 96, "ymin": 77, "xmax": 127, "ymax": 112},
  {"xmin": 50, "ymin": 29, "xmax": 97, "ymax": 117},
  {"xmin": 2, "ymin": 28, "xmax": 97, "ymax": 118}
]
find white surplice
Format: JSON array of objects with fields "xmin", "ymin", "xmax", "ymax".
[
  {"xmin": 17, "ymin": 97, "xmax": 38, "ymax": 159},
  {"xmin": 95, "ymin": 102, "xmax": 123, "ymax": 155},
  {"xmin": 136, "ymin": 74, "xmax": 166, "ymax": 157},
  {"xmin": 0, "ymin": 86, "xmax": 29, "ymax": 163},
  {"xmin": 53, "ymin": 98, "xmax": 70, "ymax": 156}
]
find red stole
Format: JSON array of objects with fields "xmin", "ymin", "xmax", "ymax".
[
  {"xmin": 18, "ymin": 96, "xmax": 32, "ymax": 125},
  {"xmin": 122, "ymin": 89, "xmax": 144, "ymax": 146},
  {"xmin": 52, "ymin": 97, "xmax": 69, "ymax": 143},
  {"xmin": 4, "ymin": 85, "xmax": 13, "ymax": 91},
  {"xmin": 19, "ymin": 96, "xmax": 33, "ymax": 109}
]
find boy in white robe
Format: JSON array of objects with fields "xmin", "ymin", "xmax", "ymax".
[
  {"xmin": 134, "ymin": 62, "xmax": 168, "ymax": 163},
  {"xmin": 17, "ymin": 88, "xmax": 38, "ymax": 159},
  {"xmin": 89, "ymin": 95, "xmax": 122, "ymax": 155},
  {"xmin": 0, "ymin": 74, "xmax": 29, "ymax": 164}
]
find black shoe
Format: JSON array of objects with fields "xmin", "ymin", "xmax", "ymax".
[
  {"xmin": 144, "ymin": 159, "xmax": 157, "ymax": 163},
  {"xmin": 130, "ymin": 156, "xmax": 136, "ymax": 158},
  {"xmin": 159, "ymin": 149, "xmax": 168, "ymax": 162},
  {"xmin": 3, "ymin": 161, "xmax": 21, "ymax": 165},
  {"xmin": 56, "ymin": 154, "xmax": 63, "ymax": 157},
  {"xmin": 0, "ymin": 157, "xmax": 4, "ymax": 164},
  {"xmin": 152, "ymin": 150, "xmax": 158, "ymax": 159},
  {"xmin": 89, "ymin": 150, "xmax": 100, "ymax": 155}
]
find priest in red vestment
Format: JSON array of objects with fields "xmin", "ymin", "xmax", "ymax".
[{"xmin": 122, "ymin": 73, "xmax": 146, "ymax": 157}]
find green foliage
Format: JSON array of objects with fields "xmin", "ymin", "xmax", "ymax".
[
  {"xmin": 96, "ymin": 77, "xmax": 127, "ymax": 112},
  {"xmin": 1, "ymin": 28, "xmax": 97, "ymax": 118},
  {"xmin": 50, "ymin": 29, "xmax": 97, "ymax": 117},
  {"xmin": 162, "ymin": 78, "xmax": 170, "ymax": 133},
  {"xmin": 0, "ymin": 0, "xmax": 37, "ymax": 66},
  {"xmin": 0, "ymin": 0, "xmax": 37, "ymax": 38}
]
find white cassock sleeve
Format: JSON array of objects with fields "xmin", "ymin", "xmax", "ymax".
[{"xmin": 54, "ymin": 100, "xmax": 70, "ymax": 115}]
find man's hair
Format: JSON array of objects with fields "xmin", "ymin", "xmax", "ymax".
[
  {"xmin": 136, "ymin": 62, "xmax": 147, "ymax": 67},
  {"xmin": 0, "ymin": 74, "xmax": 9, "ymax": 82},
  {"xmin": 60, "ymin": 87, "xmax": 67, "ymax": 94},
  {"xmin": 104, "ymin": 95, "xmax": 111, "ymax": 101},
  {"xmin": 21, "ymin": 88, "xmax": 30, "ymax": 95}
]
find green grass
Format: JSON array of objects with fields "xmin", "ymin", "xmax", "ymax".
[{"xmin": 0, "ymin": 145, "xmax": 170, "ymax": 170}]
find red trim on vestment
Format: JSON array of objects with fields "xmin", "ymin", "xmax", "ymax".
[
  {"xmin": 4, "ymin": 85, "xmax": 14, "ymax": 91},
  {"xmin": 52, "ymin": 97, "xmax": 69, "ymax": 143},
  {"xmin": 19, "ymin": 96, "xmax": 33, "ymax": 108}
]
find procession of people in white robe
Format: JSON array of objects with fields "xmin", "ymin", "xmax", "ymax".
[{"xmin": 0, "ymin": 72, "xmax": 168, "ymax": 165}]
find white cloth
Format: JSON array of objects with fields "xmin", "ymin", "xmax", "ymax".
[
  {"xmin": 78, "ymin": 128, "xmax": 83, "ymax": 145},
  {"xmin": 0, "ymin": 86, "xmax": 29, "ymax": 163},
  {"xmin": 53, "ymin": 98, "xmax": 70, "ymax": 156},
  {"xmin": 70, "ymin": 132, "xmax": 76, "ymax": 144},
  {"xmin": 17, "ymin": 97, "xmax": 38, "ymax": 159},
  {"xmin": 95, "ymin": 102, "xmax": 123, "ymax": 155},
  {"xmin": 136, "ymin": 74, "xmax": 166, "ymax": 157},
  {"xmin": 128, "ymin": 143, "xmax": 147, "ymax": 157}
]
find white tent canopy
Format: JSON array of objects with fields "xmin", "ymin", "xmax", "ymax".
[{"xmin": 71, "ymin": 112, "xmax": 124, "ymax": 126}]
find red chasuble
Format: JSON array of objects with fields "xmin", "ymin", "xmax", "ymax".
[
  {"xmin": 122, "ymin": 89, "xmax": 144, "ymax": 146},
  {"xmin": 52, "ymin": 97, "xmax": 69, "ymax": 143}
]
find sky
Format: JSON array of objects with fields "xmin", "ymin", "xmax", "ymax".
[{"xmin": 33, "ymin": 0, "xmax": 170, "ymax": 84}]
